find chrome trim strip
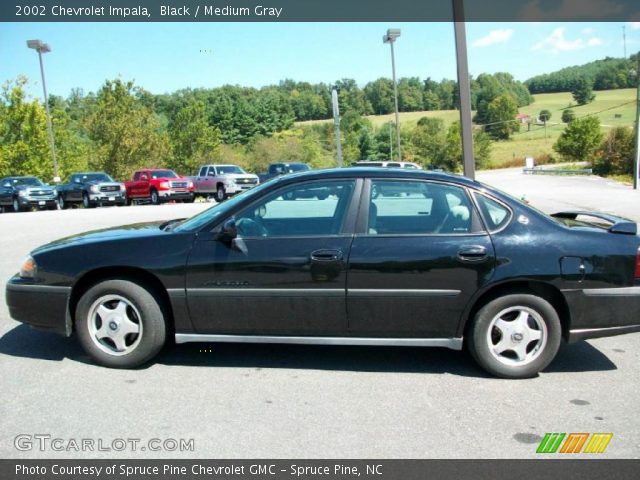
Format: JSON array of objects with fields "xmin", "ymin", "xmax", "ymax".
[
  {"xmin": 6, "ymin": 284, "xmax": 71, "ymax": 294},
  {"xmin": 583, "ymin": 286, "xmax": 640, "ymax": 296},
  {"xmin": 186, "ymin": 288, "xmax": 344, "ymax": 297},
  {"xmin": 348, "ymin": 289, "xmax": 461, "ymax": 297},
  {"xmin": 570, "ymin": 324, "xmax": 640, "ymax": 335},
  {"xmin": 175, "ymin": 334, "xmax": 463, "ymax": 350}
]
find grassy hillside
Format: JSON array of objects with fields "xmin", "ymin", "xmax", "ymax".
[{"xmin": 297, "ymin": 89, "xmax": 637, "ymax": 168}]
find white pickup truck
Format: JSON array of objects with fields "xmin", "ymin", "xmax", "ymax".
[{"xmin": 191, "ymin": 164, "xmax": 260, "ymax": 201}]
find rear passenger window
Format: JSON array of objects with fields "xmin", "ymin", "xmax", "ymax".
[
  {"xmin": 474, "ymin": 193, "xmax": 512, "ymax": 231},
  {"xmin": 368, "ymin": 180, "xmax": 481, "ymax": 235}
]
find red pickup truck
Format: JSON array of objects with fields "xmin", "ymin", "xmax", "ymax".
[{"xmin": 124, "ymin": 169, "xmax": 195, "ymax": 205}]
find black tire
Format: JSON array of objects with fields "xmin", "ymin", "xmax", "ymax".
[
  {"xmin": 216, "ymin": 185, "xmax": 226, "ymax": 202},
  {"xmin": 467, "ymin": 294, "xmax": 561, "ymax": 379},
  {"xmin": 12, "ymin": 197, "xmax": 22, "ymax": 213},
  {"xmin": 82, "ymin": 192, "xmax": 94, "ymax": 209},
  {"xmin": 183, "ymin": 195, "xmax": 195, "ymax": 204},
  {"xmin": 75, "ymin": 279, "xmax": 167, "ymax": 368},
  {"xmin": 150, "ymin": 189, "xmax": 160, "ymax": 205},
  {"xmin": 58, "ymin": 195, "xmax": 67, "ymax": 210},
  {"xmin": 125, "ymin": 197, "xmax": 132, "ymax": 206}
]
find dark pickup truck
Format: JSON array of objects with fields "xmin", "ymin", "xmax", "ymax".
[
  {"xmin": 57, "ymin": 172, "xmax": 126, "ymax": 209},
  {"xmin": 258, "ymin": 162, "xmax": 310, "ymax": 183},
  {"xmin": 0, "ymin": 176, "xmax": 57, "ymax": 212}
]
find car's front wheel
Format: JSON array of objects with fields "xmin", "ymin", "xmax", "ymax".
[
  {"xmin": 150, "ymin": 189, "xmax": 160, "ymax": 205},
  {"xmin": 467, "ymin": 294, "xmax": 561, "ymax": 379},
  {"xmin": 82, "ymin": 192, "xmax": 94, "ymax": 209},
  {"xmin": 216, "ymin": 185, "xmax": 226, "ymax": 202},
  {"xmin": 76, "ymin": 279, "xmax": 167, "ymax": 368}
]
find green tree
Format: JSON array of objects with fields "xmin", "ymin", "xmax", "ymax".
[
  {"xmin": 571, "ymin": 78, "xmax": 596, "ymax": 106},
  {"xmin": 553, "ymin": 116, "xmax": 602, "ymax": 162},
  {"xmin": 363, "ymin": 78, "xmax": 395, "ymax": 114},
  {"xmin": 561, "ymin": 109, "xmax": 575, "ymax": 123},
  {"xmin": 442, "ymin": 121, "xmax": 493, "ymax": 172},
  {"xmin": 0, "ymin": 77, "xmax": 52, "ymax": 179},
  {"xmin": 593, "ymin": 126, "xmax": 635, "ymax": 176},
  {"xmin": 539, "ymin": 109, "xmax": 552, "ymax": 123},
  {"xmin": 169, "ymin": 100, "xmax": 221, "ymax": 175},
  {"xmin": 85, "ymin": 79, "xmax": 171, "ymax": 180},
  {"xmin": 484, "ymin": 94, "xmax": 520, "ymax": 140}
]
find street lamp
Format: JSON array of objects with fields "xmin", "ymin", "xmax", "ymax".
[
  {"xmin": 383, "ymin": 28, "xmax": 402, "ymax": 161},
  {"xmin": 27, "ymin": 39, "xmax": 59, "ymax": 182}
]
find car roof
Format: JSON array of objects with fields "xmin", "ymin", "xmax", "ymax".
[{"xmin": 277, "ymin": 167, "xmax": 481, "ymax": 188}]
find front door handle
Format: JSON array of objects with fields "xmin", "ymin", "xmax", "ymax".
[
  {"xmin": 457, "ymin": 245, "xmax": 488, "ymax": 263},
  {"xmin": 310, "ymin": 249, "xmax": 343, "ymax": 262}
]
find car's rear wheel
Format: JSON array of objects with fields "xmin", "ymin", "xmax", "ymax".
[
  {"xmin": 76, "ymin": 279, "xmax": 167, "ymax": 368},
  {"xmin": 467, "ymin": 294, "xmax": 561, "ymax": 379}
]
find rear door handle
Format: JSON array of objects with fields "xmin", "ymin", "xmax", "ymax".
[
  {"xmin": 310, "ymin": 249, "xmax": 343, "ymax": 262},
  {"xmin": 457, "ymin": 245, "xmax": 488, "ymax": 263}
]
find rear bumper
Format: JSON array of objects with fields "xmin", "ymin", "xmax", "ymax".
[
  {"xmin": 563, "ymin": 287, "xmax": 640, "ymax": 342},
  {"xmin": 5, "ymin": 276, "xmax": 71, "ymax": 336}
]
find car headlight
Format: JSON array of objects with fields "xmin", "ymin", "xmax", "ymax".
[
  {"xmin": 160, "ymin": 181, "xmax": 170, "ymax": 188},
  {"xmin": 20, "ymin": 256, "xmax": 36, "ymax": 279},
  {"xmin": 18, "ymin": 190, "xmax": 28, "ymax": 197},
  {"xmin": 225, "ymin": 179, "xmax": 236, "ymax": 186},
  {"xmin": 187, "ymin": 181, "xmax": 194, "ymax": 189},
  {"xmin": 90, "ymin": 185, "xmax": 100, "ymax": 193}
]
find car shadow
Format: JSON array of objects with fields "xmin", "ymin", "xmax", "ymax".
[{"xmin": 0, "ymin": 325, "xmax": 617, "ymax": 376}]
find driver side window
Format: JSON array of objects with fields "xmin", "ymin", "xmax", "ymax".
[{"xmin": 235, "ymin": 180, "xmax": 355, "ymax": 238}]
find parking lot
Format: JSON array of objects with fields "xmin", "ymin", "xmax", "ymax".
[{"xmin": 1, "ymin": 169, "xmax": 639, "ymax": 459}]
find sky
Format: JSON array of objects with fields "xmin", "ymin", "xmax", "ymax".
[{"xmin": 1, "ymin": 21, "xmax": 640, "ymax": 99}]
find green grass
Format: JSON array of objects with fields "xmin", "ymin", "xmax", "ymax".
[{"xmin": 296, "ymin": 89, "xmax": 637, "ymax": 168}]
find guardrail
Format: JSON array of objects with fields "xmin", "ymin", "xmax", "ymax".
[{"xmin": 523, "ymin": 167, "xmax": 592, "ymax": 175}]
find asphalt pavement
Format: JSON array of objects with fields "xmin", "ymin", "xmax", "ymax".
[{"xmin": 1, "ymin": 171, "xmax": 639, "ymax": 459}]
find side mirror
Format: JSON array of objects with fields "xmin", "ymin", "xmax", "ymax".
[
  {"xmin": 216, "ymin": 219, "xmax": 238, "ymax": 242},
  {"xmin": 74, "ymin": 178, "xmax": 81, "ymax": 184},
  {"xmin": 140, "ymin": 175, "xmax": 148, "ymax": 181}
]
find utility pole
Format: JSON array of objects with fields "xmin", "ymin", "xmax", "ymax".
[
  {"xmin": 623, "ymin": 25, "xmax": 627, "ymax": 59},
  {"xmin": 633, "ymin": 52, "xmax": 640, "ymax": 190},
  {"xmin": 331, "ymin": 86, "xmax": 343, "ymax": 167},
  {"xmin": 388, "ymin": 121, "xmax": 393, "ymax": 160},
  {"xmin": 383, "ymin": 29, "xmax": 402, "ymax": 161}
]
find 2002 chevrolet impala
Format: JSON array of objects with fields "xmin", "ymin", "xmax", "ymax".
[{"xmin": 6, "ymin": 168, "xmax": 640, "ymax": 378}]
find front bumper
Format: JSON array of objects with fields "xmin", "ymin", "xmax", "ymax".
[
  {"xmin": 17, "ymin": 196, "xmax": 57, "ymax": 208},
  {"xmin": 5, "ymin": 276, "xmax": 71, "ymax": 336},
  {"xmin": 159, "ymin": 190, "xmax": 195, "ymax": 200},
  {"xmin": 225, "ymin": 184, "xmax": 257, "ymax": 194},
  {"xmin": 88, "ymin": 193, "xmax": 126, "ymax": 204}
]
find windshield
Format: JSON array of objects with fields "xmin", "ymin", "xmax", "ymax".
[
  {"xmin": 174, "ymin": 180, "xmax": 274, "ymax": 232},
  {"xmin": 287, "ymin": 164, "xmax": 310, "ymax": 173},
  {"xmin": 9, "ymin": 177, "xmax": 43, "ymax": 187},
  {"xmin": 216, "ymin": 165, "xmax": 245, "ymax": 175},
  {"xmin": 150, "ymin": 170, "xmax": 178, "ymax": 179},
  {"xmin": 79, "ymin": 173, "xmax": 114, "ymax": 183}
]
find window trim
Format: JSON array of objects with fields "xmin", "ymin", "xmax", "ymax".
[{"xmin": 356, "ymin": 178, "xmax": 487, "ymax": 237}]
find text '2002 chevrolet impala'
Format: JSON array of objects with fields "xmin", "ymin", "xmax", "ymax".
[{"xmin": 6, "ymin": 168, "xmax": 640, "ymax": 378}]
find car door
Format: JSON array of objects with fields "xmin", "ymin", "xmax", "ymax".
[
  {"xmin": 0, "ymin": 179, "xmax": 11, "ymax": 206},
  {"xmin": 70, "ymin": 175, "xmax": 83, "ymax": 201},
  {"xmin": 346, "ymin": 178, "xmax": 496, "ymax": 338},
  {"xmin": 185, "ymin": 178, "xmax": 361, "ymax": 336}
]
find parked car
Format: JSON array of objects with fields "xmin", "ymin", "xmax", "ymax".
[
  {"xmin": 124, "ymin": 169, "xmax": 194, "ymax": 205},
  {"xmin": 57, "ymin": 172, "xmax": 126, "ymax": 209},
  {"xmin": 191, "ymin": 164, "xmax": 259, "ymax": 202},
  {"xmin": 0, "ymin": 176, "xmax": 57, "ymax": 212},
  {"xmin": 354, "ymin": 161, "xmax": 422, "ymax": 169},
  {"xmin": 258, "ymin": 162, "xmax": 310, "ymax": 183},
  {"xmin": 7, "ymin": 168, "xmax": 640, "ymax": 378}
]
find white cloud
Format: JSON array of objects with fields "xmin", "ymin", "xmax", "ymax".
[
  {"xmin": 629, "ymin": 22, "xmax": 640, "ymax": 30},
  {"xmin": 472, "ymin": 29, "xmax": 514, "ymax": 48},
  {"xmin": 582, "ymin": 27, "xmax": 595, "ymax": 34},
  {"xmin": 531, "ymin": 27, "xmax": 603, "ymax": 53}
]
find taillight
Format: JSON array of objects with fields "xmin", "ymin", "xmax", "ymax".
[{"xmin": 635, "ymin": 247, "xmax": 640, "ymax": 279}]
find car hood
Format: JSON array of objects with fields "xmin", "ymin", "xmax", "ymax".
[{"xmin": 32, "ymin": 220, "xmax": 172, "ymax": 254}]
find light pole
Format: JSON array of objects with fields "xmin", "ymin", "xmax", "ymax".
[
  {"xmin": 331, "ymin": 85, "xmax": 343, "ymax": 167},
  {"xmin": 383, "ymin": 28, "xmax": 401, "ymax": 161},
  {"xmin": 27, "ymin": 39, "xmax": 59, "ymax": 182},
  {"xmin": 633, "ymin": 52, "xmax": 640, "ymax": 190}
]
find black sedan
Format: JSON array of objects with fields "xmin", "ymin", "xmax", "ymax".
[{"xmin": 6, "ymin": 168, "xmax": 640, "ymax": 378}]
